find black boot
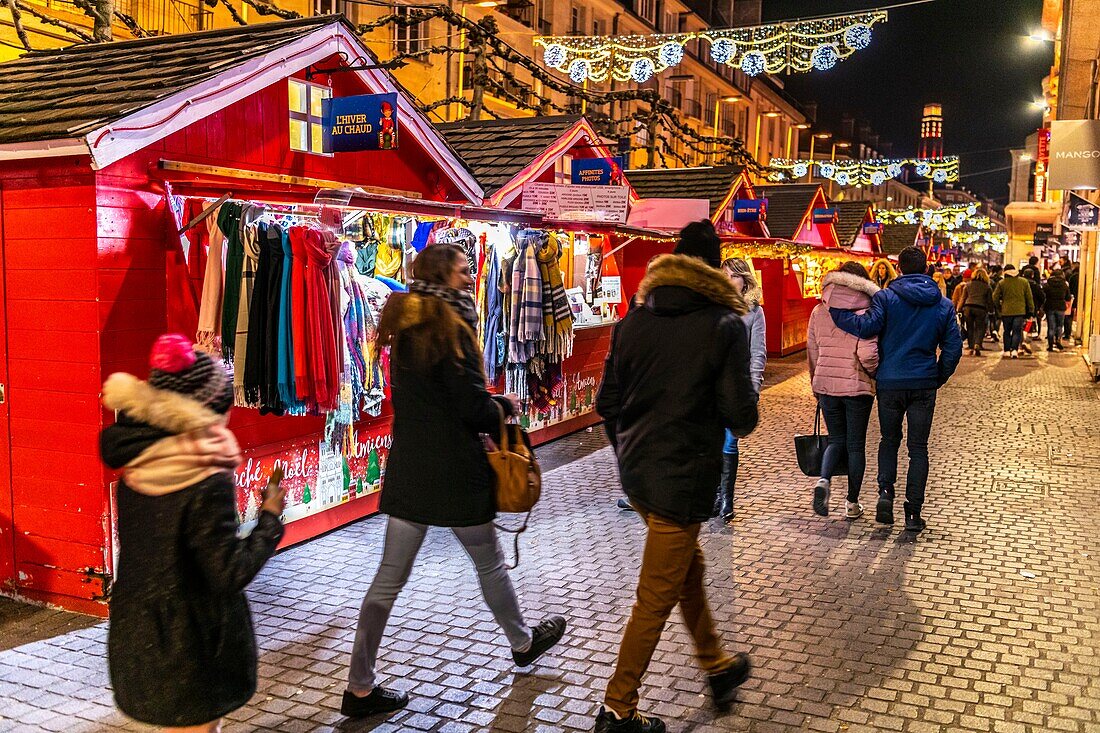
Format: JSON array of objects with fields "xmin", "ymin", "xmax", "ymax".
[
  {"xmin": 904, "ymin": 502, "xmax": 926, "ymax": 533},
  {"xmin": 717, "ymin": 453, "xmax": 737, "ymax": 522},
  {"xmin": 875, "ymin": 488, "xmax": 894, "ymax": 525}
]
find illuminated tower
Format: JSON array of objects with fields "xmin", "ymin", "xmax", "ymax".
[{"xmin": 920, "ymin": 103, "xmax": 944, "ymax": 159}]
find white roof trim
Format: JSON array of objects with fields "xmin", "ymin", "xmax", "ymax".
[
  {"xmin": 79, "ymin": 22, "xmax": 483, "ymax": 202},
  {"xmin": 0, "ymin": 138, "xmax": 88, "ymax": 161}
]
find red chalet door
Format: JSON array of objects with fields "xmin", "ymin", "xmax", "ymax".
[{"xmin": 0, "ymin": 186, "xmax": 15, "ymax": 590}]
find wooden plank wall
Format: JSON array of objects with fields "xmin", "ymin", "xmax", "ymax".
[{"xmin": 0, "ymin": 156, "xmax": 110, "ymax": 614}]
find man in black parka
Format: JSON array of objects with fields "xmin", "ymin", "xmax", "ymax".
[{"xmin": 594, "ymin": 220, "xmax": 759, "ymax": 733}]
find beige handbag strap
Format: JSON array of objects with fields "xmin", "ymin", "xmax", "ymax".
[{"xmin": 494, "ymin": 400, "xmax": 510, "ymax": 453}]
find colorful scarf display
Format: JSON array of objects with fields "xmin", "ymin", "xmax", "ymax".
[{"xmin": 535, "ymin": 233, "xmax": 575, "ymax": 359}]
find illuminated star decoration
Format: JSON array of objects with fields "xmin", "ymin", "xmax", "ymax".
[{"xmin": 534, "ymin": 10, "xmax": 888, "ymax": 84}]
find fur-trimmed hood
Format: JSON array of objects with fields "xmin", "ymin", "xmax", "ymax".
[
  {"xmin": 636, "ymin": 254, "xmax": 748, "ymax": 315},
  {"xmin": 821, "ymin": 271, "xmax": 880, "ymax": 311},
  {"xmin": 102, "ymin": 373, "xmax": 225, "ymax": 435}
]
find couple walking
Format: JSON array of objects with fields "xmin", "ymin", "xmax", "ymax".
[{"xmin": 807, "ymin": 246, "xmax": 963, "ymax": 531}]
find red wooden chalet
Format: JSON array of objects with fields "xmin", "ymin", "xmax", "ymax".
[{"xmin": 0, "ymin": 16, "xmax": 498, "ymax": 614}]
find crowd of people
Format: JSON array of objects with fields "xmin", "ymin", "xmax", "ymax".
[{"xmin": 94, "ymin": 223, "xmax": 1078, "ymax": 733}]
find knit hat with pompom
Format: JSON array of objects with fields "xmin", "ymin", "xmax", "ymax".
[{"xmin": 148, "ymin": 334, "xmax": 233, "ymax": 415}]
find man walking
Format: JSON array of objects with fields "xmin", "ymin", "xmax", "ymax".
[
  {"xmin": 830, "ymin": 246, "xmax": 962, "ymax": 533},
  {"xmin": 992, "ymin": 265, "xmax": 1034, "ymax": 358},
  {"xmin": 595, "ymin": 220, "xmax": 759, "ymax": 732}
]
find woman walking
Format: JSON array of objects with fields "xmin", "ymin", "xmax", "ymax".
[
  {"xmin": 714, "ymin": 257, "xmax": 766, "ymax": 522},
  {"xmin": 870, "ymin": 258, "xmax": 897, "ymax": 290},
  {"xmin": 960, "ymin": 268, "xmax": 993, "ymax": 356},
  {"xmin": 806, "ymin": 263, "xmax": 880, "ymax": 518},
  {"xmin": 342, "ymin": 244, "xmax": 566, "ymax": 719},
  {"xmin": 100, "ymin": 334, "xmax": 286, "ymax": 733}
]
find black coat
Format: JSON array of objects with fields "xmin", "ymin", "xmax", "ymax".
[
  {"xmin": 379, "ymin": 300, "xmax": 513, "ymax": 527},
  {"xmin": 1027, "ymin": 277, "xmax": 1046, "ymax": 314},
  {"xmin": 100, "ymin": 396, "xmax": 282, "ymax": 727},
  {"xmin": 1044, "ymin": 274, "xmax": 1071, "ymax": 310},
  {"xmin": 598, "ymin": 254, "xmax": 759, "ymax": 525}
]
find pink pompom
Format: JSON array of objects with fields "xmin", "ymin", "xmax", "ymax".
[{"xmin": 150, "ymin": 334, "xmax": 197, "ymax": 373}]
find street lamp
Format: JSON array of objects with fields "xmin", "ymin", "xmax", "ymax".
[
  {"xmin": 808, "ymin": 132, "xmax": 831, "ymax": 182},
  {"xmin": 455, "ymin": 0, "xmax": 505, "ymax": 120},
  {"xmin": 786, "ymin": 122, "xmax": 811, "ymax": 160},
  {"xmin": 754, "ymin": 110, "xmax": 783, "ymax": 167},
  {"xmin": 711, "ymin": 95, "xmax": 742, "ymax": 163},
  {"xmin": 828, "ymin": 141, "xmax": 851, "ymax": 197}
]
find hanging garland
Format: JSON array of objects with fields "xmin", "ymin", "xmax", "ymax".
[
  {"xmin": 768, "ymin": 157, "xmax": 960, "ymax": 185},
  {"xmin": 535, "ymin": 10, "xmax": 887, "ymax": 84}
]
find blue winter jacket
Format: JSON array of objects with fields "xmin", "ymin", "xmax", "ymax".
[{"xmin": 830, "ymin": 274, "xmax": 963, "ymax": 392}]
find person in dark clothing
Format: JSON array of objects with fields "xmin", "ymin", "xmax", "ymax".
[
  {"xmin": 987, "ymin": 265, "xmax": 1003, "ymax": 343},
  {"xmin": 1020, "ymin": 255, "xmax": 1041, "ymax": 282},
  {"xmin": 1043, "ymin": 268, "xmax": 1071, "ymax": 351},
  {"xmin": 343, "ymin": 244, "xmax": 565, "ymax": 719},
  {"xmin": 961, "ymin": 268, "xmax": 994, "ymax": 355},
  {"xmin": 100, "ymin": 334, "xmax": 286, "ymax": 733},
  {"xmin": 830, "ymin": 246, "xmax": 963, "ymax": 533},
  {"xmin": 596, "ymin": 220, "xmax": 759, "ymax": 733},
  {"xmin": 945, "ymin": 265, "xmax": 964, "ymax": 300},
  {"xmin": 1022, "ymin": 269, "xmax": 1046, "ymax": 346},
  {"xmin": 1066, "ymin": 262, "xmax": 1080, "ymax": 340}
]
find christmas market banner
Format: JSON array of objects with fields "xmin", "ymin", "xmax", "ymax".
[
  {"xmin": 322, "ymin": 92, "xmax": 399, "ymax": 152},
  {"xmin": 571, "ymin": 157, "xmax": 626, "ymax": 186}
]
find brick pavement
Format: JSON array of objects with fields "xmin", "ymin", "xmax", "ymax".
[{"xmin": 1, "ymin": 348, "xmax": 1099, "ymax": 733}]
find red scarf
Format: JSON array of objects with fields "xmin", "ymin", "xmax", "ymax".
[
  {"xmin": 303, "ymin": 229, "xmax": 343, "ymax": 410},
  {"xmin": 288, "ymin": 227, "xmax": 313, "ymax": 402}
]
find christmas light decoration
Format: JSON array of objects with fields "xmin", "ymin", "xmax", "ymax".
[
  {"xmin": 534, "ymin": 9, "xmax": 888, "ymax": 84},
  {"xmin": 632, "ymin": 58, "xmax": 655, "ymax": 83},
  {"xmin": 767, "ymin": 157, "xmax": 960, "ymax": 185}
]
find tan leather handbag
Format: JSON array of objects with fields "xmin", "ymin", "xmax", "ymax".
[{"xmin": 487, "ymin": 402, "xmax": 542, "ymax": 567}]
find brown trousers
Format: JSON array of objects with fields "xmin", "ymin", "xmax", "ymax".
[{"xmin": 604, "ymin": 506, "xmax": 732, "ymax": 716}]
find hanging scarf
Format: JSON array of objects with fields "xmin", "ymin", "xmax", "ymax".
[
  {"xmin": 374, "ymin": 216, "xmax": 403, "ymax": 279},
  {"xmin": 277, "ymin": 227, "xmax": 301, "ymax": 412},
  {"xmin": 355, "ymin": 273, "xmax": 392, "ymax": 416},
  {"xmin": 233, "ymin": 206, "xmax": 264, "ymax": 405},
  {"xmin": 288, "ymin": 226, "xmax": 313, "ymax": 405},
  {"xmin": 196, "ymin": 203, "xmax": 226, "ymax": 354},
  {"xmin": 509, "ymin": 229, "xmax": 545, "ymax": 364},
  {"xmin": 217, "ymin": 202, "xmax": 244, "ymax": 361},
  {"xmin": 244, "ymin": 223, "xmax": 282, "ymax": 413},
  {"xmin": 481, "ymin": 244, "xmax": 505, "ymax": 382},
  {"xmin": 303, "ymin": 229, "xmax": 343, "ymax": 411},
  {"xmin": 409, "ymin": 280, "xmax": 479, "ymax": 334},
  {"xmin": 536, "ymin": 232, "xmax": 575, "ymax": 359}
]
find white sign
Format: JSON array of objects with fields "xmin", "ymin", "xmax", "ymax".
[
  {"xmin": 521, "ymin": 182, "xmax": 629, "ymax": 223},
  {"xmin": 626, "ymin": 197, "xmax": 710, "ymax": 230},
  {"xmin": 1049, "ymin": 119, "xmax": 1100, "ymax": 190},
  {"xmin": 598, "ymin": 276, "xmax": 622, "ymax": 303}
]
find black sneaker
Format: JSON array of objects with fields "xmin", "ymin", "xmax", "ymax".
[
  {"xmin": 340, "ymin": 687, "xmax": 409, "ymax": 718},
  {"xmin": 617, "ymin": 498, "xmax": 635, "ymax": 511},
  {"xmin": 876, "ymin": 495, "xmax": 894, "ymax": 525},
  {"xmin": 904, "ymin": 504, "xmax": 927, "ymax": 533},
  {"xmin": 513, "ymin": 615, "xmax": 567, "ymax": 667},
  {"xmin": 594, "ymin": 707, "xmax": 667, "ymax": 732},
  {"xmin": 708, "ymin": 652, "xmax": 752, "ymax": 710}
]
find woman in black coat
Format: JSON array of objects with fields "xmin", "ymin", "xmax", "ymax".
[
  {"xmin": 100, "ymin": 335, "xmax": 285, "ymax": 732},
  {"xmin": 341, "ymin": 244, "xmax": 566, "ymax": 719}
]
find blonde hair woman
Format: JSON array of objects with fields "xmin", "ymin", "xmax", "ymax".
[{"xmin": 870, "ymin": 258, "xmax": 897, "ymax": 289}]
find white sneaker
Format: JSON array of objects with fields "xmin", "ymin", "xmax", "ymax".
[{"xmin": 845, "ymin": 501, "xmax": 864, "ymax": 519}]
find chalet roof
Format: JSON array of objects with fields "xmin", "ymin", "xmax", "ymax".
[
  {"xmin": 436, "ymin": 115, "xmax": 584, "ymax": 195},
  {"xmin": 880, "ymin": 223, "xmax": 922, "ymax": 255},
  {"xmin": 834, "ymin": 200, "xmax": 874, "ymax": 248},
  {"xmin": 0, "ymin": 16, "xmax": 342, "ymax": 145},
  {"xmin": 625, "ymin": 165, "xmax": 746, "ymax": 216},
  {"xmin": 755, "ymin": 184, "xmax": 821, "ymax": 240}
]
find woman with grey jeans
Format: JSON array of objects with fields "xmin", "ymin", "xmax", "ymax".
[{"xmin": 341, "ymin": 244, "xmax": 566, "ymax": 719}]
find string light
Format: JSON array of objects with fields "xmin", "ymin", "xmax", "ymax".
[
  {"xmin": 534, "ymin": 10, "xmax": 887, "ymax": 83},
  {"xmin": 768, "ymin": 157, "xmax": 960, "ymax": 185},
  {"xmin": 569, "ymin": 59, "xmax": 589, "ymax": 83},
  {"xmin": 632, "ymin": 58, "xmax": 655, "ymax": 83}
]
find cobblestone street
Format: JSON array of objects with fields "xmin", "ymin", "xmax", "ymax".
[{"xmin": 1, "ymin": 350, "xmax": 1099, "ymax": 733}]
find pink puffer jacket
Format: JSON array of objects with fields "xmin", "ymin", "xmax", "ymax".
[{"xmin": 807, "ymin": 271, "xmax": 880, "ymax": 396}]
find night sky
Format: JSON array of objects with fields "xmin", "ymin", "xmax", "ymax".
[{"xmin": 761, "ymin": 0, "xmax": 1054, "ymax": 203}]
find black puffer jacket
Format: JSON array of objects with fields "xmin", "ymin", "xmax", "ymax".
[
  {"xmin": 598, "ymin": 254, "xmax": 759, "ymax": 524},
  {"xmin": 378, "ymin": 293, "xmax": 514, "ymax": 527},
  {"xmin": 1043, "ymin": 273, "xmax": 1071, "ymax": 311},
  {"xmin": 100, "ymin": 375, "xmax": 282, "ymax": 728}
]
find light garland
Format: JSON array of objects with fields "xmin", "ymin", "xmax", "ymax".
[
  {"xmin": 534, "ymin": 10, "xmax": 887, "ymax": 84},
  {"xmin": 876, "ymin": 205, "xmax": 1007, "ymax": 254},
  {"xmin": 768, "ymin": 157, "xmax": 960, "ymax": 185}
]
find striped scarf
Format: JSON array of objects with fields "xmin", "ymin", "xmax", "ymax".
[
  {"xmin": 408, "ymin": 280, "xmax": 479, "ymax": 333},
  {"xmin": 535, "ymin": 232, "xmax": 574, "ymax": 359},
  {"xmin": 509, "ymin": 230, "xmax": 545, "ymax": 364}
]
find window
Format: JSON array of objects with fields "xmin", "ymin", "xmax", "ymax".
[
  {"xmin": 288, "ymin": 79, "xmax": 331, "ymax": 155},
  {"xmin": 636, "ymin": 0, "xmax": 656, "ymax": 24},
  {"xmin": 502, "ymin": 0, "xmax": 534, "ymax": 27},
  {"xmin": 314, "ymin": 0, "xmax": 344, "ymax": 15},
  {"xmin": 394, "ymin": 6, "xmax": 426, "ymax": 55},
  {"xmin": 571, "ymin": 5, "xmax": 586, "ymax": 34}
]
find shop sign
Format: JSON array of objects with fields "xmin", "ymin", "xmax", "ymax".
[
  {"xmin": 322, "ymin": 92, "xmax": 399, "ymax": 152},
  {"xmin": 521, "ymin": 182, "xmax": 629, "ymax": 223},
  {"xmin": 812, "ymin": 207, "xmax": 838, "ymax": 224},
  {"xmin": 733, "ymin": 199, "xmax": 768, "ymax": 222},
  {"xmin": 1048, "ymin": 119, "xmax": 1100, "ymax": 190},
  {"xmin": 1033, "ymin": 222, "xmax": 1055, "ymax": 248},
  {"xmin": 1065, "ymin": 192, "xmax": 1100, "ymax": 230},
  {"xmin": 1059, "ymin": 229, "xmax": 1082, "ymax": 249},
  {"xmin": 234, "ymin": 419, "xmax": 393, "ymax": 530},
  {"xmin": 1038, "ymin": 127, "xmax": 1051, "ymax": 165},
  {"xmin": 571, "ymin": 157, "xmax": 626, "ymax": 186},
  {"xmin": 862, "ymin": 222, "xmax": 884, "ymax": 235}
]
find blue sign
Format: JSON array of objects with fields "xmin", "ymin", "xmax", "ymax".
[
  {"xmin": 322, "ymin": 93, "xmax": 399, "ymax": 153},
  {"xmin": 572, "ymin": 157, "xmax": 625, "ymax": 186},
  {"xmin": 862, "ymin": 222, "xmax": 884, "ymax": 235},
  {"xmin": 1065, "ymin": 192, "xmax": 1100, "ymax": 230},
  {"xmin": 732, "ymin": 199, "xmax": 767, "ymax": 222},
  {"xmin": 812, "ymin": 207, "xmax": 838, "ymax": 224}
]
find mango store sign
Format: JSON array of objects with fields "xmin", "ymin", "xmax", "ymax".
[
  {"xmin": 521, "ymin": 182, "xmax": 629, "ymax": 223},
  {"xmin": 322, "ymin": 92, "xmax": 399, "ymax": 153}
]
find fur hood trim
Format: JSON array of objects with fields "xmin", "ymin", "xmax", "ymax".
[
  {"xmin": 102, "ymin": 373, "xmax": 225, "ymax": 435},
  {"xmin": 636, "ymin": 254, "xmax": 748, "ymax": 315},
  {"xmin": 823, "ymin": 271, "xmax": 880, "ymax": 297}
]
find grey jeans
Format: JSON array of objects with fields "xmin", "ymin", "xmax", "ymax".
[{"xmin": 347, "ymin": 517, "xmax": 533, "ymax": 692}]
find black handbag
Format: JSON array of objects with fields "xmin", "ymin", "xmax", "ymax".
[{"xmin": 794, "ymin": 404, "xmax": 847, "ymax": 477}]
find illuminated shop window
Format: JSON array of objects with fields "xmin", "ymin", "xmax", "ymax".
[{"xmin": 289, "ymin": 79, "xmax": 331, "ymax": 155}]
